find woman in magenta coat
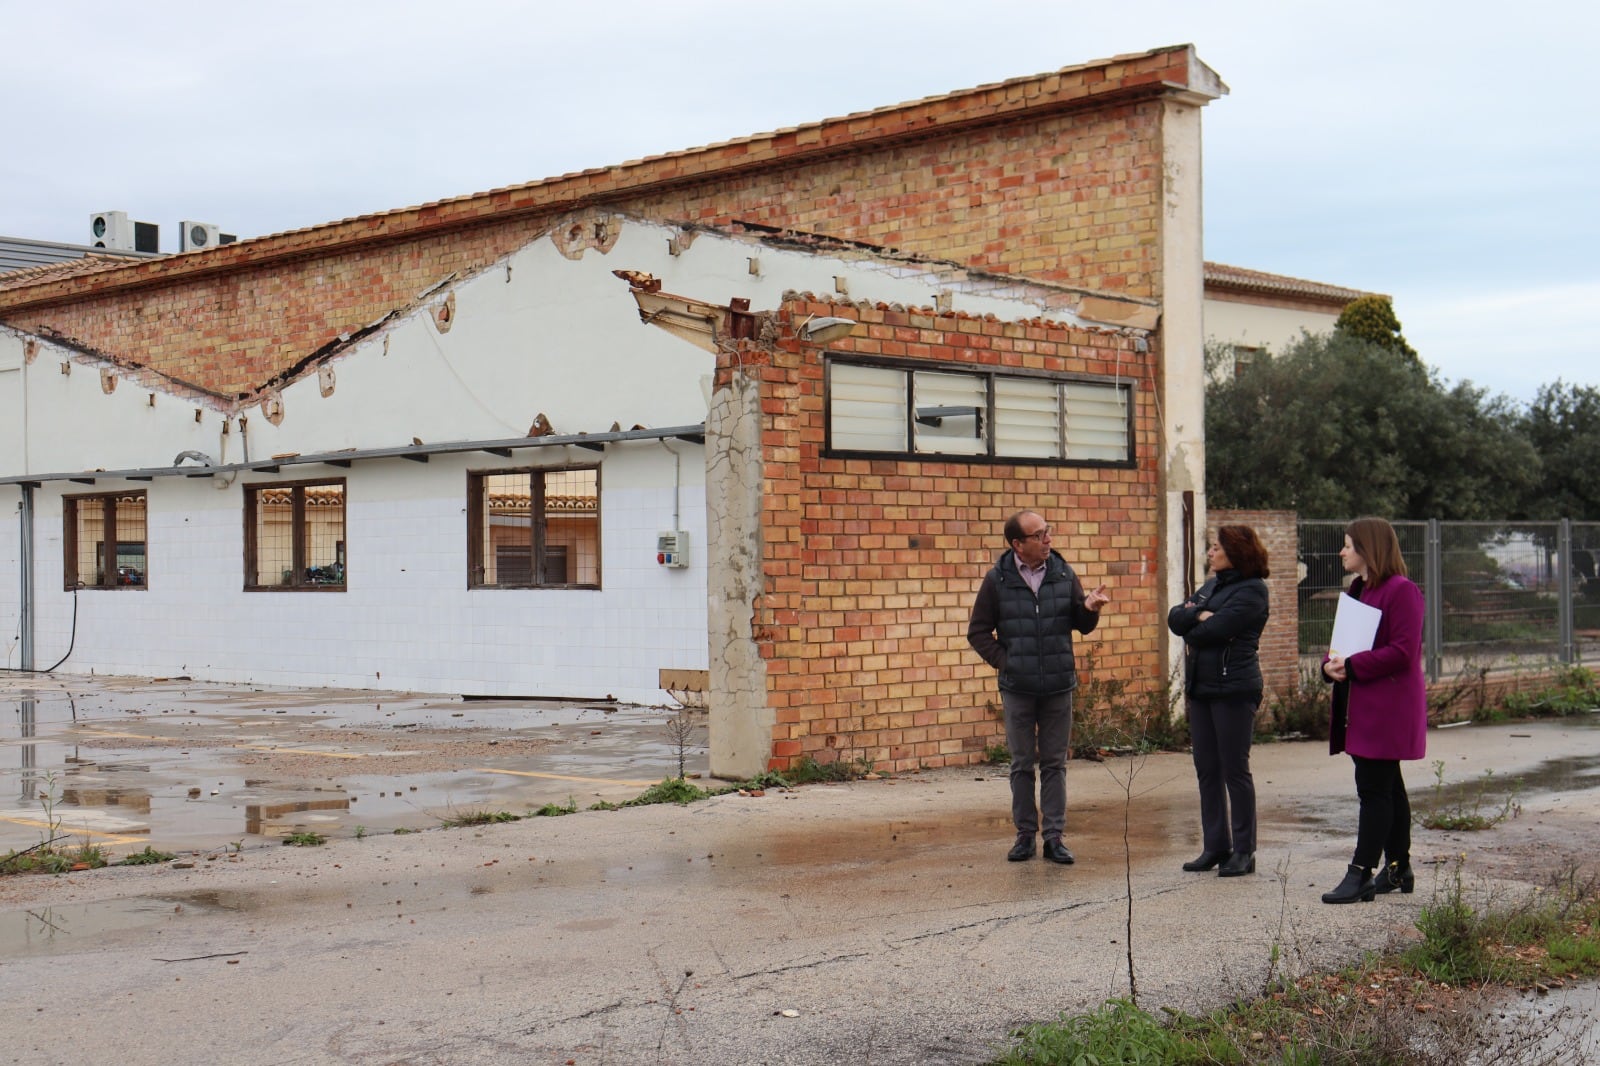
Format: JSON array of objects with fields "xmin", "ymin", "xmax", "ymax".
[{"xmin": 1320, "ymin": 516, "xmax": 1426, "ymax": 904}]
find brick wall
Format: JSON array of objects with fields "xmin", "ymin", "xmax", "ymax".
[
  {"xmin": 740, "ymin": 297, "xmax": 1162, "ymax": 773},
  {"xmin": 1207, "ymin": 508, "xmax": 1300, "ymax": 697},
  {"xmin": 631, "ymin": 102, "xmax": 1164, "ymax": 298},
  {"xmin": 4, "ymin": 222, "xmax": 553, "ymax": 399}
]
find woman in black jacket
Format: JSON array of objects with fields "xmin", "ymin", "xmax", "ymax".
[{"xmin": 1167, "ymin": 525, "xmax": 1271, "ymax": 878}]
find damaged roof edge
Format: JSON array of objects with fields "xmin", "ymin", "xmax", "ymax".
[
  {"xmin": 0, "ymin": 424, "xmax": 708, "ymax": 489},
  {"xmin": 0, "ymin": 46, "xmax": 1213, "ymax": 314}
]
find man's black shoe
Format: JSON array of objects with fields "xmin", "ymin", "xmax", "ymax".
[
  {"xmin": 1042, "ymin": 839, "xmax": 1075, "ymax": 865},
  {"xmin": 1007, "ymin": 835, "xmax": 1035, "ymax": 862}
]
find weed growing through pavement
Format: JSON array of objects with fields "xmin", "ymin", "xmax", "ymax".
[
  {"xmin": 282, "ymin": 831, "xmax": 327, "ymax": 847},
  {"xmin": 0, "ymin": 771, "xmax": 109, "ymax": 875},
  {"xmin": 441, "ymin": 809, "xmax": 522, "ymax": 828},
  {"xmin": 533, "ymin": 796, "xmax": 579, "ymax": 817},
  {"xmin": 118, "ymin": 846, "xmax": 176, "ymax": 866},
  {"xmin": 624, "ymin": 779, "xmax": 709, "ymax": 806},
  {"xmin": 996, "ymin": 997, "xmax": 1229, "ymax": 1065},
  {"xmin": 1420, "ymin": 759, "xmax": 1522, "ymax": 831},
  {"xmin": 664, "ymin": 707, "xmax": 700, "ymax": 780},
  {"xmin": 994, "ymin": 858, "xmax": 1600, "ymax": 1065}
]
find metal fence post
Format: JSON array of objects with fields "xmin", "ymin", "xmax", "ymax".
[
  {"xmin": 1559, "ymin": 518, "xmax": 1575, "ymax": 665},
  {"xmin": 1425, "ymin": 518, "xmax": 1442, "ymax": 683}
]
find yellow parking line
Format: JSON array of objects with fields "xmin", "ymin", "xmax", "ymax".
[
  {"xmin": 70, "ymin": 729, "xmax": 365, "ymax": 760},
  {"xmin": 474, "ymin": 768, "xmax": 658, "ymax": 787},
  {"xmin": 239, "ymin": 746, "xmax": 364, "ymax": 759},
  {"xmin": 72, "ymin": 728, "xmax": 157, "ymax": 741},
  {"xmin": 0, "ymin": 814, "xmax": 147, "ymax": 846}
]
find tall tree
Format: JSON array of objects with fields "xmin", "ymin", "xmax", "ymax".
[
  {"xmin": 1205, "ymin": 331, "xmax": 1537, "ymax": 519},
  {"xmin": 1518, "ymin": 381, "xmax": 1600, "ymax": 520},
  {"xmin": 1334, "ymin": 294, "xmax": 1418, "ymax": 361}
]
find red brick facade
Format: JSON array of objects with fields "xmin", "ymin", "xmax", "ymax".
[{"xmin": 734, "ymin": 298, "xmax": 1162, "ymax": 773}]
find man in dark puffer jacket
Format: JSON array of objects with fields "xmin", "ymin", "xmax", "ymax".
[{"xmin": 968, "ymin": 510, "xmax": 1110, "ymax": 864}]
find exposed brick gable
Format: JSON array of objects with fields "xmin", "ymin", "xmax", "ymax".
[{"xmin": 0, "ymin": 46, "xmax": 1211, "ymax": 404}]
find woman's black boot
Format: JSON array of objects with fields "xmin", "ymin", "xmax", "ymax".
[
  {"xmin": 1374, "ymin": 860, "xmax": 1415, "ymax": 895},
  {"xmin": 1321, "ymin": 864, "xmax": 1375, "ymax": 904},
  {"xmin": 1217, "ymin": 852, "xmax": 1255, "ymax": 877}
]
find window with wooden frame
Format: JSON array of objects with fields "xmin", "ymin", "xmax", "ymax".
[
  {"xmin": 825, "ymin": 357, "xmax": 1134, "ymax": 466},
  {"xmin": 468, "ymin": 467, "xmax": 599, "ymax": 589},
  {"xmin": 63, "ymin": 491, "xmax": 147, "ymax": 589},
  {"xmin": 243, "ymin": 479, "xmax": 346, "ymax": 590}
]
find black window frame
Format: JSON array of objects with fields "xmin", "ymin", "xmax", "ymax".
[{"xmin": 823, "ymin": 354, "xmax": 1136, "ymax": 468}]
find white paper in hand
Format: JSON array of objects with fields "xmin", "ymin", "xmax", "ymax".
[{"xmin": 1330, "ymin": 592, "xmax": 1381, "ymax": 656}]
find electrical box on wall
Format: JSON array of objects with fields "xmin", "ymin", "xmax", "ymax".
[{"xmin": 656, "ymin": 530, "xmax": 689, "ymax": 568}]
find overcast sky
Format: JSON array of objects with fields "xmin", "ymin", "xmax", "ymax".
[{"xmin": 4, "ymin": 1, "xmax": 1593, "ymax": 404}]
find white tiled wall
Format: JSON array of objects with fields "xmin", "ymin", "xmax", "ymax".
[{"xmin": 2, "ymin": 448, "xmax": 707, "ymax": 701}]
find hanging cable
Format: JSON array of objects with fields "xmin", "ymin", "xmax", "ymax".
[{"xmin": 1, "ymin": 585, "xmax": 76, "ymax": 674}]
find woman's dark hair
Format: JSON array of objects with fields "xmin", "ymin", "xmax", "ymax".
[
  {"xmin": 1346, "ymin": 516, "xmax": 1408, "ymax": 584},
  {"xmin": 1216, "ymin": 525, "xmax": 1270, "ymax": 579}
]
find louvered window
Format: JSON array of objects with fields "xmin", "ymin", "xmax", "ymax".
[{"xmin": 826, "ymin": 358, "xmax": 1131, "ymax": 465}]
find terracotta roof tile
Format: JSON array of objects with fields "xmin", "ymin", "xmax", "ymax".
[
  {"xmin": 0, "ymin": 253, "xmax": 143, "ymax": 291},
  {"xmin": 1203, "ymin": 261, "xmax": 1379, "ymax": 303}
]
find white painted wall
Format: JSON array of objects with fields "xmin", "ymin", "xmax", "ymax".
[
  {"xmin": 2, "ymin": 446, "xmax": 708, "ymax": 699},
  {"xmin": 1204, "ymin": 295, "xmax": 1340, "ymax": 358}
]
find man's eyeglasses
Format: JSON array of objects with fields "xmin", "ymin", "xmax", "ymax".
[{"xmin": 1019, "ymin": 527, "xmax": 1051, "ymax": 541}]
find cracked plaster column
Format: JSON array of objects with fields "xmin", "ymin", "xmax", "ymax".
[
  {"xmin": 705, "ymin": 365, "xmax": 773, "ymax": 779},
  {"xmin": 1160, "ymin": 84, "xmax": 1221, "ymax": 691}
]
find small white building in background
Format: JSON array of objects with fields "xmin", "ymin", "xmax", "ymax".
[{"xmin": 1203, "ymin": 262, "xmax": 1374, "ymax": 378}]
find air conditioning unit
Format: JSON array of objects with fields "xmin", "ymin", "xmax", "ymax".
[
  {"xmin": 180, "ymin": 221, "xmax": 221, "ymax": 252},
  {"xmin": 90, "ymin": 211, "xmax": 159, "ymax": 252},
  {"xmin": 89, "ymin": 210, "xmax": 134, "ymax": 250}
]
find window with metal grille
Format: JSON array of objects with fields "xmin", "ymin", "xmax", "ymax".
[
  {"xmin": 825, "ymin": 358, "xmax": 1133, "ymax": 465},
  {"xmin": 468, "ymin": 467, "xmax": 599, "ymax": 588},
  {"xmin": 244, "ymin": 480, "xmax": 346, "ymax": 590},
  {"xmin": 63, "ymin": 491, "xmax": 147, "ymax": 589}
]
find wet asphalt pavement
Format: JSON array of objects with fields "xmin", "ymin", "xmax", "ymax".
[
  {"xmin": 2, "ymin": 674, "xmax": 1599, "ymax": 1065},
  {"xmin": 2, "ymin": 674, "xmax": 698, "ymax": 856}
]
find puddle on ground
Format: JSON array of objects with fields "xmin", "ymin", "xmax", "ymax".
[
  {"xmin": 0, "ymin": 894, "xmax": 225, "ymax": 956},
  {"xmin": 2, "ymin": 681, "xmax": 702, "ymax": 857},
  {"xmin": 1498, "ymin": 753, "xmax": 1600, "ymax": 796},
  {"xmin": 1476, "ymin": 981, "xmax": 1600, "ymax": 1063},
  {"xmin": 7, "ymin": 677, "xmax": 1598, "ymax": 864}
]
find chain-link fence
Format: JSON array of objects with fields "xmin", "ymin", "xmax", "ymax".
[{"xmin": 1298, "ymin": 519, "xmax": 1600, "ymax": 682}]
